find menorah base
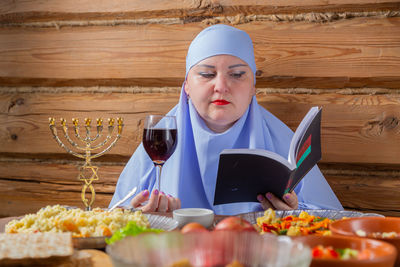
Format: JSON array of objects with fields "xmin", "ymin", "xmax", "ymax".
[{"xmin": 81, "ymin": 182, "xmax": 96, "ymax": 211}]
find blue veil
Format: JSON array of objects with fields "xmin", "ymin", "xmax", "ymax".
[{"xmin": 109, "ymin": 24, "xmax": 343, "ymax": 215}]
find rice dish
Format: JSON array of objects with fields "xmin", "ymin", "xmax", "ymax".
[{"xmin": 5, "ymin": 205, "xmax": 149, "ymax": 237}]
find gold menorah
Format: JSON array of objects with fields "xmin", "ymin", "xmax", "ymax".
[{"xmin": 49, "ymin": 117, "xmax": 123, "ymax": 210}]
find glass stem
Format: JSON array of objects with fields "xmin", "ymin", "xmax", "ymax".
[{"xmin": 156, "ymin": 164, "xmax": 163, "ymax": 191}]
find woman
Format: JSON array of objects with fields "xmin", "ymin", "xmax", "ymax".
[{"xmin": 109, "ymin": 24, "xmax": 343, "ymax": 215}]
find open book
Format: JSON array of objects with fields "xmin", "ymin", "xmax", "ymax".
[{"xmin": 213, "ymin": 106, "xmax": 322, "ymax": 205}]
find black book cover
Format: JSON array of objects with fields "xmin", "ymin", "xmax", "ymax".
[{"xmin": 213, "ymin": 107, "xmax": 322, "ymax": 205}]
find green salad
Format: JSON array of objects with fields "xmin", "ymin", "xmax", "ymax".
[{"xmin": 106, "ymin": 221, "xmax": 164, "ymax": 245}]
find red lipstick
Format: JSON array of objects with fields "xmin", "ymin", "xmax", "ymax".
[{"xmin": 212, "ymin": 99, "xmax": 230, "ymax": 105}]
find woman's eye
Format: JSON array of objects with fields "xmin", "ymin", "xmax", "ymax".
[
  {"xmin": 199, "ymin": 72, "xmax": 215, "ymax": 78},
  {"xmin": 230, "ymin": 71, "xmax": 245, "ymax": 78}
]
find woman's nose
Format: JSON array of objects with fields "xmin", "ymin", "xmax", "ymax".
[{"xmin": 213, "ymin": 73, "xmax": 229, "ymax": 93}]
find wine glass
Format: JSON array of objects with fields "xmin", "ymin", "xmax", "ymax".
[{"xmin": 142, "ymin": 115, "xmax": 177, "ymax": 192}]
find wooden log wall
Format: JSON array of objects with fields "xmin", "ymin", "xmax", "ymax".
[{"xmin": 0, "ymin": 0, "xmax": 399, "ymax": 217}]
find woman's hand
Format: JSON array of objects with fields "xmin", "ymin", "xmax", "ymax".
[
  {"xmin": 257, "ymin": 191, "xmax": 298, "ymax": 210},
  {"xmin": 130, "ymin": 189, "xmax": 181, "ymax": 212}
]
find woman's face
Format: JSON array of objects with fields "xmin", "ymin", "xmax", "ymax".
[{"xmin": 184, "ymin": 55, "xmax": 255, "ymax": 133}]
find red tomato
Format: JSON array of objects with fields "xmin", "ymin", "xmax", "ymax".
[
  {"xmin": 181, "ymin": 222, "xmax": 209, "ymax": 234},
  {"xmin": 312, "ymin": 246, "xmax": 324, "ymax": 258},
  {"xmin": 214, "ymin": 217, "xmax": 256, "ymax": 232}
]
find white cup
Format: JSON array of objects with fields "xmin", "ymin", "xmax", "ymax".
[{"xmin": 173, "ymin": 208, "xmax": 214, "ymax": 228}]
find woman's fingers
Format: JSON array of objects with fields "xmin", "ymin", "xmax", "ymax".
[
  {"xmin": 257, "ymin": 194, "xmax": 274, "ymax": 210},
  {"xmin": 264, "ymin": 192, "xmax": 298, "ymax": 210},
  {"xmin": 130, "ymin": 189, "xmax": 150, "ymax": 208},
  {"xmin": 167, "ymin": 194, "xmax": 175, "ymax": 210},
  {"xmin": 167, "ymin": 194, "xmax": 181, "ymax": 211},
  {"xmin": 283, "ymin": 191, "xmax": 298, "ymax": 209},
  {"xmin": 265, "ymin": 192, "xmax": 287, "ymax": 210},
  {"xmin": 131, "ymin": 189, "xmax": 182, "ymax": 212},
  {"xmin": 141, "ymin": 189, "xmax": 160, "ymax": 212},
  {"xmin": 157, "ymin": 192, "xmax": 169, "ymax": 212},
  {"xmin": 176, "ymin": 197, "xmax": 182, "ymax": 210}
]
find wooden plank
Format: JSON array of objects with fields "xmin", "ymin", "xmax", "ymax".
[
  {"xmin": 0, "ymin": 0, "xmax": 399, "ymax": 23},
  {"xmin": 325, "ymin": 173, "xmax": 400, "ymax": 217},
  {"xmin": 326, "ymin": 163, "xmax": 400, "ymax": 217},
  {"xmin": 0, "ymin": 92, "xmax": 179, "ymax": 160},
  {"xmin": 257, "ymin": 92, "xmax": 400, "ymax": 164},
  {"xmin": 2, "ymin": 77, "xmax": 400, "ymax": 89},
  {"xmin": 1, "ymin": 161, "xmax": 400, "ymax": 217},
  {"xmin": 0, "ymin": 160, "xmax": 121, "ymax": 193},
  {"xmin": 0, "ymin": 161, "xmax": 121, "ymax": 217},
  {"xmin": 0, "ymin": 91, "xmax": 399, "ymax": 164},
  {"xmin": 343, "ymin": 208, "xmax": 399, "ymax": 217},
  {"xmin": 0, "ymin": 18, "xmax": 400, "ymax": 88}
]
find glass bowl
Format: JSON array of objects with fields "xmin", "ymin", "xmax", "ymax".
[{"xmin": 106, "ymin": 230, "xmax": 311, "ymax": 267}]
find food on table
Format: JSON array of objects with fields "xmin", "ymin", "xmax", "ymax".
[
  {"xmin": 106, "ymin": 221, "xmax": 163, "ymax": 245},
  {"xmin": 169, "ymin": 258, "xmax": 193, "ymax": 267},
  {"xmin": 355, "ymin": 229, "xmax": 366, "ymax": 237},
  {"xmin": 181, "ymin": 222, "xmax": 209, "ymax": 234},
  {"xmin": 356, "ymin": 229, "xmax": 399, "ymax": 238},
  {"xmin": 372, "ymin": 232, "xmax": 399, "ymax": 238},
  {"xmin": 312, "ymin": 245, "xmax": 371, "ymax": 260},
  {"xmin": 5, "ymin": 204, "xmax": 149, "ymax": 237},
  {"xmin": 0, "ymin": 232, "xmax": 73, "ymax": 259},
  {"xmin": 225, "ymin": 260, "xmax": 245, "ymax": 267},
  {"xmin": 169, "ymin": 259, "xmax": 245, "ymax": 267},
  {"xmin": 0, "ymin": 232, "xmax": 93, "ymax": 266},
  {"xmin": 256, "ymin": 208, "xmax": 333, "ymax": 236},
  {"xmin": 179, "ymin": 217, "xmax": 256, "ymax": 233},
  {"xmin": 214, "ymin": 216, "xmax": 256, "ymax": 232}
]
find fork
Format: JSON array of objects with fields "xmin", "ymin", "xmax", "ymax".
[{"xmin": 108, "ymin": 187, "xmax": 137, "ymax": 211}]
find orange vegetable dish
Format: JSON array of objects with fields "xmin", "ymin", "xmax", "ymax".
[
  {"xmin": 312, "ymin": 245, "xmax": 371, "ymax": 260},
  {"xmin": 256, "ymin": 209, "xmax": 333, "ymax": 236}
]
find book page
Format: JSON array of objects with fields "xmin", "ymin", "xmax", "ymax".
[
  {"xmin": 288, "ymin": 106, "xmax": 319, "ymax": 166},
  {"xmin": 288, "ymin": 108, "xmax": 322, "ymax": 192}
]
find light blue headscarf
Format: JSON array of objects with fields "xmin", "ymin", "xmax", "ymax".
[
  {"xmin": 185, "ymin": 24, "xmax": 257, "ymax": 82},
  {"xmin": 109, "ymin": 24, "xmax": 343, "ymax": 215}
]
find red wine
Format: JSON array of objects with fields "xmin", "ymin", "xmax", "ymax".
[{"xmin": 143, "ymin": 128, "xmax": 177, "ymax": 165}]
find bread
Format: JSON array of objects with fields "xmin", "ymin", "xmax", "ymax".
[
  {"xmin": 0, "ymin": 232, "xmax": 76, "ymax": 266},
  {"xmin": 58, "ymin": 250, "xmax": 93, "ymax": 267}
]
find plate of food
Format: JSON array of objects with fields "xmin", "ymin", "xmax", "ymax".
[
  {"xmin": 236, "ymin": 209, "xmax": 383, "ymax": 237},
  {"xmin": 5, "ymin": 205, "xmax": 178, "ymax": 249},
  {"xmin": 295, "ymin": 235, "xmax": 397, "ymax": 267},
  {"xmin": 330, "ymin": 216, "xmax": 400, "ymax": 266}
]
